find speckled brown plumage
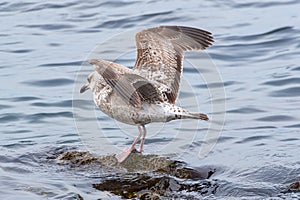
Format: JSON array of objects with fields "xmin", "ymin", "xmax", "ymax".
[
  {"xmin": 134, "ymin": 26, "xmax": 214, "ymax": 104},
  {"xmin": 80, "ymin": 26, "xmax": 213, "ymax": 163}
]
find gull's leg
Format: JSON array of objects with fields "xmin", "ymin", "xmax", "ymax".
[
  {"xmin": 115, "ymin": 127, "xmax": 142, "ymax": 163},
  {"xmin": 137, "ymin": 125, "xmax": 146, "ymax": 153}
]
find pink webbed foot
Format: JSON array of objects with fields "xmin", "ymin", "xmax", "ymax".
[
  {"xmin": 115, "ymin": 147, "xmax": 133, "ymax": 163},
  {"xmin": 115, "ymin": 125, "xmax": 146, "ymax": 163}
]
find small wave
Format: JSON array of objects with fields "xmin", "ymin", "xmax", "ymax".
[
  {"xmin": 235, "ymin": 135, "xmax": 272, "ymax": 144},
  {"xmin": 80, "ymin": 0, "xmax": 138, "ymax": 9},
  {"xmin": 263, "ymin": 77, "xmax": 300, "ymax": 86},
  {"xmin": 18, "ymin": 24, "xmax": 75, "ymax": 31},
  {"xmin": 221, "ymin": 26, "xmax": 294, "ymax": 41},
  {"xmin": 227, "ymin": 1, "xmax": 298, "ymax": 9},
  {"xmin": 11, "ymin": 96, "xmax": 41, "ymax": 102},
  {"xmin": 31, "ymin": 100, "xmax": 72, "ymax": 108},
  {"xmin": 22, "ymin": 78, "xmax": 74, "ymax": 87},
  {"xmin": 38, "ymin": 61, "xmax": 83, "ymax": 67},
  {"xmin": 256, "ymin": 115, "xmax": 296, "ymax": 122},
  {"xmin": 0, "ymin": 111, "xmax": 73, "ymax": 124},
  {"xmin": 285, "ymin": 124, "xmax": 300, "ymax": 128},
  {"xmin": 292, "ymin": 66, "xmax": 300, "ymax": 71},
  {"xmin": 228, "ymin": 107, "xmax": 265, "ymax": 114},
  {"xmin": 0, "ymin": 2, "xmax": 34, "ymax": 13},
  {"xmin": 270, "ymin": 87, "xmax": 300, "ymax": 97},
  {"xmin": 92, "ymin": 11, "xmax": 173, "ymax": 29},
  {"xmin": 28, "ymin": 111, "xmax": 73, "ymax": 120},
  {"xmin": 279, "ymin": 138, "xmax": 299, "ymax": 142},
  {"xmin": 3, "ymin": 49, "xmax": 34, "ymax": 54},
  {"xmin": 236, "ymin": 126, "xmax": 277, "ymax": 130},
  {"xmin": 195, "ymin": 81, "xmax": 237, "ymax": 89},
  {"xmin": 0, "ymin": 114, "xmax": 21, "ymax": 123},
  {"xmin": 0, "ymin": 104, "xmax": 12, "ymax": 110},
  {"xmin": 23, "ymin": 2, "xmax": 77, "ymax": 12}
]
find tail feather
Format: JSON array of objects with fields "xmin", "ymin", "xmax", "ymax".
[
  {"xmin": 188, "ymin": 112, "xmax": 209, "ymax": 121},
  {"xmin": 166, "ymin": 105, "xmax": 209, "ymax": 121},
  {"xmin": 182, "ymin": 112, "xmax": 209, "ymax": 121}
]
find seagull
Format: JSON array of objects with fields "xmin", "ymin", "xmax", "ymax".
[{"xmin": 80, "ymin": 26, "xmax": 214, "ymax": 163}]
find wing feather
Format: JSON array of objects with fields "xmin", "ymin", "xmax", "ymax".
[
  {"xmin": 88, "ymin": 59, "xmax": 163, "ymax": 108},
  {"xmin": 133, "ymin": 26, "xmax": 214, "ymax": 104}
]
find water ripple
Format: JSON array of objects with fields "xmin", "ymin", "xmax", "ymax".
[
  {"xmin": 38, "ymin": 61, "xmax": 83, "ymax": 67},
  {"xmin": 236, "ymin": 126, "xmax": 277, "ymax": 130},
  {"xmin": 0, "ymin": 111, "xmax": 73, "ymax": 124},
  {"xmin": 256, "ymin": 115, "xmax": 296, "ymax": 122},
  {"xmin": 31, "ymin": 100, "xmax": 72, "ymax": 108},
  {"xmin": 28, "ymin": 111, "xmax": 73, "ymax": 121},
  {"xmin": 263, "ymin": 77, "xmax": 300, "ymax": 86},
  {"xmin": 4, "ymin": 49, "xmax": 34, "ymax": 54},
  {"xmin": 23, "ymin": 2, "xmax": 78, "ymax": 12},
  {"xmin": 222, "ymin": 26, "xmax": 294, "ymax": 41},
  {"xmin": 0, "ymin": 113, "xmax": 21, "ymax": 123},
  {"xmin": 11, "ymin": 96, "xmax": 41, "ymax": 102},
  {"xmin": 292, "ymin": 66, "xmax": 300, "ymax": 71},
  {"xmin": 92, "ymin": 11, "xmax": 173, "ymax": 29},
  {"xmin": 235, "ymin": 135, "xmax": 272, "ymax": 144},
  {"xmin": 270, "ymin": 87, "xmax": 300, "ymax": 97},
  {"xmin": 228, "ymin": 107, "xmax": 265, "ymax": 114},
  {"xmin": 0, "ymin": 104, "xmax": 12, "ymax": 110},
  {"xmin": 98, "ymin": 1, "xmax": 139, "ymax": 8},
  {"xmin": 195, "ymin": 81, "xmax": 237, "ymax": 89},
  {"xmin": 285, "ymin": 124, "xmax": 300, "ymax": 128},
  {"xmin": 18, "ymin": 24, "xmax": 75, "ymax": 31},
  {"xmin": 227, "ymin": 1, "xmax": 298, "ymax": 8},
  {"xmin": 23, "ymin": 78, "xmax": 74, "ymax": 87},
  {"xmin": 80, "ymin": 0, "xmax": 139, "ymax": 9},
  {"xmin": 0, "ymin": 1, "xmax": 34, "ymax": 13},
  {"xmin": 213, "ymin": 26, "xmax": 298, "ymax": 63}
]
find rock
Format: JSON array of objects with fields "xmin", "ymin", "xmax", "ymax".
[
  {"xmin": 281, "ymin": 177, "xmax": 300, "ymax": 194},
  {"xmin": 49, "ymin": 150, "xmax": 217, "ymax": 199},
  {"xmin": 93, "ymin": 174, "xmax": 218, "ymax": 199},
  {"xmin": 287, "ymin": 179, "xmax": 300, "ymax": 192}
]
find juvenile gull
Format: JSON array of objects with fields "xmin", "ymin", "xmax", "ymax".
[{"xmin": 80, "ymin": 26, "xmax": 214, "ymax": 162}]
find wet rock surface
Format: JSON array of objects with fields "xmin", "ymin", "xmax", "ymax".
[
  {"xmin": 282, "ymin": 178, "xmax": 300, "ymax": 194},
  {"xmin": 289, "ymin": 181, "xmax": 300, "ymax": 191},
  {"xmin": 93, "ymin": 174, "xmax": 218, "ymax": 199},
  {"xmin": 49, "ymin": 150, "xmax": 218, "ymax": 199}
]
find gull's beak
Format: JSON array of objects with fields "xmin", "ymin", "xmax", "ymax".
[{"xmin": 80, "ymin": 83, "xmax": 89, "ymax": 93}]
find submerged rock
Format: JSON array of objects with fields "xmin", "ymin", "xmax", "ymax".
[
  {"xmin": 285, "ymin": 178, "xmax": 300, "ymax": 193},
  {"xmin": 279, "ymin": 176, "xmax": 300, "ymax": 195},
  {"xmin": 50, "ymin": 150, "xmax": 217, "ymax": 199},
  {"xmin": 93, "ymin": 173, "xmax": 218, "ymax": 199}
]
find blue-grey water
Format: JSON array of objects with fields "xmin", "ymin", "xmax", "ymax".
[{"xmin": 1, "ymin": 0, "xmax": 300, "ymax": 199}]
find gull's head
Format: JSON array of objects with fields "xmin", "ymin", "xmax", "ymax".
[{"xmin": 80, "ymin": 72, "xmax": 99, "ymax": 93}]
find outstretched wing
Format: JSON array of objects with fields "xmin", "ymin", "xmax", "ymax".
[
  {"xmin": 88, "ymin": 59, "xmax": 163, "ymax": 108},
  {"xmin": 133, "ymin": 26, "xmax": 214, "ymax": 104}
]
